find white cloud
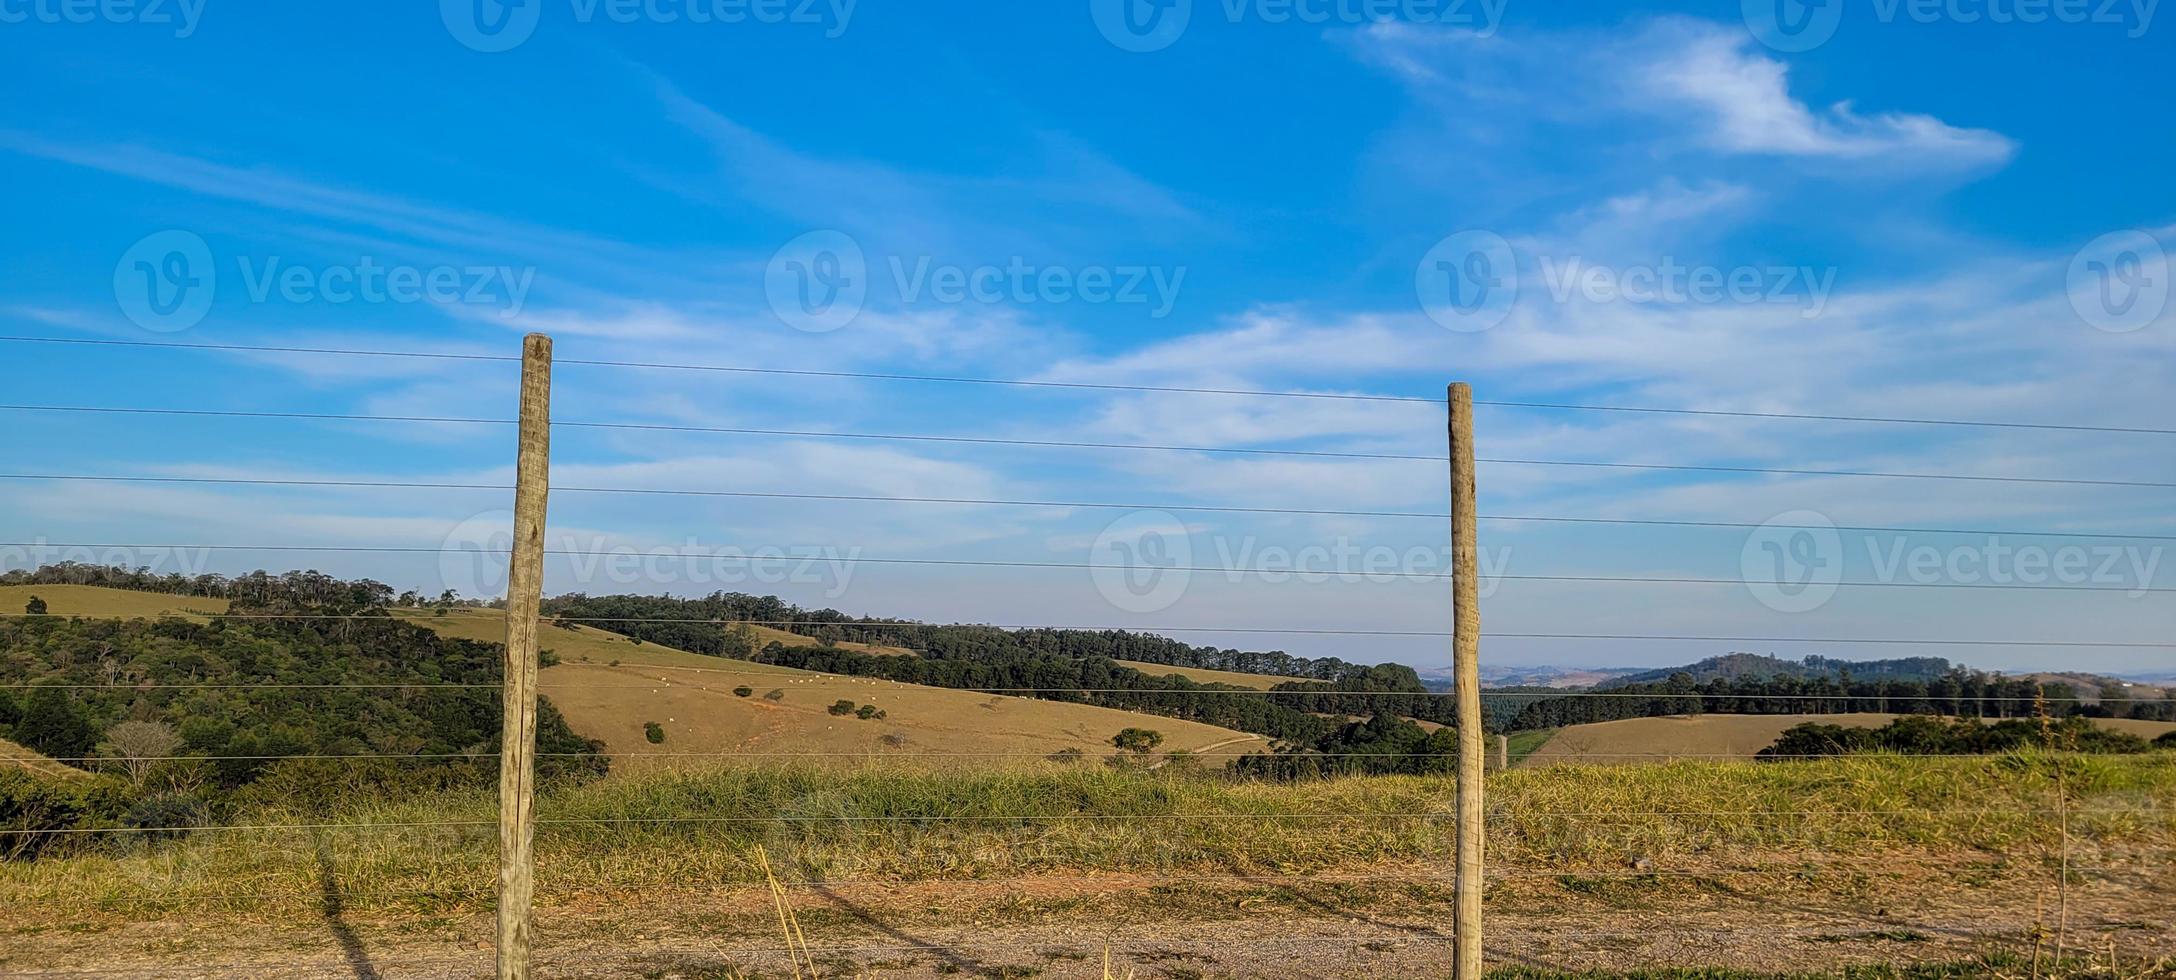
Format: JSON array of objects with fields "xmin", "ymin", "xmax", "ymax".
[
  {"xmin": 1639, "ymin": 25, "xmax": 2014, "ymax": 166},
  {"xmin": 1346, "ymin": 17, "xmax": 2016, "ymax": 174}
]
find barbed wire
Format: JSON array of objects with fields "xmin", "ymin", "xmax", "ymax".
[
  {"xmin": 7, "ymin": 804, "xmax": 2160, "ymax": 837},
  {"xmin": 10, "ymin": 541, "xmax": 2176, "ymax": 593},
  {"xmin": 8, "ymin": 856, "xmax": 2153, "ymax": 907},
  {"xmin": 7, "ymin": 335, "xmax": 2173, "ymax": 436},
  {"xmin": 7, "ymin": 610, "xmax": 2176, "ymax": 655},
  {"xmin": 10, "ymin": 445, "xmax": 2176, "ymax": 496},
  {"xmin": 32, "ymin": 746, "xmax": 2167, "ymax": 764}
]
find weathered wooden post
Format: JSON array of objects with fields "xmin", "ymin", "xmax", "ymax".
[
  {"xmin": 498, "ymin": 333, "xmax": 552, "ymax": 980},
  {"xmin": 1495, "ymin": 733, "xmax": 1509, "ymax": 772},
  {"xmin": 1448, "ymin": 382, "xmax": 1484, "ymax": 979}
]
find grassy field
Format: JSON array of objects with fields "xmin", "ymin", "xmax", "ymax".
[
  {"xmin": 0, "ymin": 584, "xmax": 229, "ymax": 620},
  {"xmin": 1522, "ymin": 713, "xmax": 2176, "ymax": 766},
  {"xmin": 3, "ymin": 754, "xmax": 2170, "ymax": 976},
  {"xmin": 1111, "ymin": 660, "xmax": 1294, "ymax": 690},
  {"xmin": 402, "ymin": 608, "xmax": 1262, "ymax": 769}
]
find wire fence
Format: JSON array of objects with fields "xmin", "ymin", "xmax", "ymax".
[{"xmin": 1, "ymin": 334, "xmax": 2172, "ymax": 976}]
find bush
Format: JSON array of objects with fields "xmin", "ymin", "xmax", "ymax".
[
  {"xmin": 855, "ymin": 704, "xmax": 879, "ymax": 720},
  {"xmin": 2156, "ymin": 731, "xmax": 2176, "ymax": 749},
  {"xmin": 1111, "ymin": 727, "xmax": 1164, "ymax": 755},
  {"xmin": 763, "ymin": 689, "xmax": 785, "ymax": 702},
  {"xmin": 23, "ymin": 595, "xmax": 46, "ymax": 615},
  {"xmin": 644, "ymin": 722, "xmax": 665, "ymax": 744},
  {"xmin": 1047, "ymin": 747, "xmax": 1085, "ymax": 764},
  {"xmin": 827, "ymin": 700, "xmax": 857, "ymax": 717},
  {"xmin": 733, "ymin": 686, "xmax": 754, "ymax": 698},
  {"xmin": 0, "ymin": 769, "xmax": 135, "ymax": 861},
  {"xmin": 119, "ymin": 793, "xmax": 210, "ymax": 846}
]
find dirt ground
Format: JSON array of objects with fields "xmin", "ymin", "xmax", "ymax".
[{"xmin": 7, "ymin": 859, "xmax": 2171, "ymax": 978}]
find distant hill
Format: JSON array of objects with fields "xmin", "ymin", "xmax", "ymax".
[
  {"xmin": 1458, "ymin": 665, "xmax": 1646, "ymax": 690},
  {"xmin": 1597, "ymin": 653, "xmax": 1957, "ymax": 689}
]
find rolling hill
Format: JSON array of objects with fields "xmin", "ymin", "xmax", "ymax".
[{"xmin": 405, "ymin": 608, "xmax": 1261, "ymax": 769}]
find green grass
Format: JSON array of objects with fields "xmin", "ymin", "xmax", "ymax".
[
  {"xmin": 4, "ymin": 753, "xmax": 2169, "ymax": 920},
  {"xmin": 1505, "ymin": 728, "xmax": 1558, "ymax": 766}
]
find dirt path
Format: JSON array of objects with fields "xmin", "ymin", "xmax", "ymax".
[{"xmin": 9, "ymin": 862, "xmax": 2171, "ymax": 978}]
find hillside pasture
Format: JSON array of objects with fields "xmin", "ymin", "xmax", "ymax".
[
  {"xmin": 0, "ymin": 585, "xmax": 229, "ymax": 621},
  {"xmin": 1111, "ymin": 660, "xmax": 1293, "ymax": 690},
  {"xmin": 403, "ymin": 609, "xmax": 1262, "ymax": 770},
  {"xmin": 1522, "ymin": 713, "xmax": 2176, "ymax": 766}
]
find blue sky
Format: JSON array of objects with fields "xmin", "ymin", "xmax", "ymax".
[{"xmin": 1, "ymin": 1, "xmax": 2172, "ymax": 675}]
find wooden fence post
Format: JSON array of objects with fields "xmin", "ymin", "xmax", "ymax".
[
  {"xmin": 1448, "ymin": 382, "xmax": 1484, "ymax": 979},
  {"xmin": 1495, "ymin": 733, "xmax": 1509, "ymax": 772},
  {"xmin": 498, "ymin": 333, "xmax": 552, "ymax": 980}
]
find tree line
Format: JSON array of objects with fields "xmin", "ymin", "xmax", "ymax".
[
  {"xmin": 539, "ymin": 591, "xmax": 1369, "ymax": 680},
  {"xmin": 1760, "ymin": 715, "xmax": 2176, "ymax": 758},
  {"xmin": 1506, "ymin": 671, "xmax": 2176, "ymax": 730}
]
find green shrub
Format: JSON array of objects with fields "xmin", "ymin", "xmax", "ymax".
[
  {"xmin": 733, "ymin": 686, "xmax": 753, "ymax": 698},
  {"xmin": 643, "ymin": 722, "xmax": 665, "ymax": 744},
  {"xmin": 23, "ymin": 595, "xmax": 46, "ymax": 615},
  {"xmin": 827, "ymin": 700, "xmax": 857, "ymax": 717},
  {"xmin": 1111, "ymin": 727, "xmax": 1164, "ymax": 755},
  {"xmin": 763, "ymin": 689, "xmax": 785, "ymax": 702},
  {"xmin": 0, "ymin": 769, "xmax": 135, "ymax": 861},
  {"xmin": 855, "ymin": 704, "xmax": 879, "ymax": 720}
]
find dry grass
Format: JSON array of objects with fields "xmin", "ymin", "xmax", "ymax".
[
  {"xmin": 1110, "ymin": 660, "xmax": 1291, "ymax": 690},
  {"xmin": 5, "ymin": 753, "xmax": 2167, "ymax": 918},
  {"xmin": 404, "ymin": 607, "xmax": 1262, "ymax": 770},
  {"xmin": 0, "ymin": 584, "xmax": 229, "ymax": 620},
  {"xmin": 0, "ymin": 736, "xmax": 84, "ymax": 779}
]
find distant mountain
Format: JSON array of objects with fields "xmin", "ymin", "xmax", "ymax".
[
  {"xmin": 1425, "ymin": 664, "xmax": 1647, "ymax": 692},
  {"xmin": 1597, "ymin": 653, "xmax": 1958, "ymax": 689}
]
